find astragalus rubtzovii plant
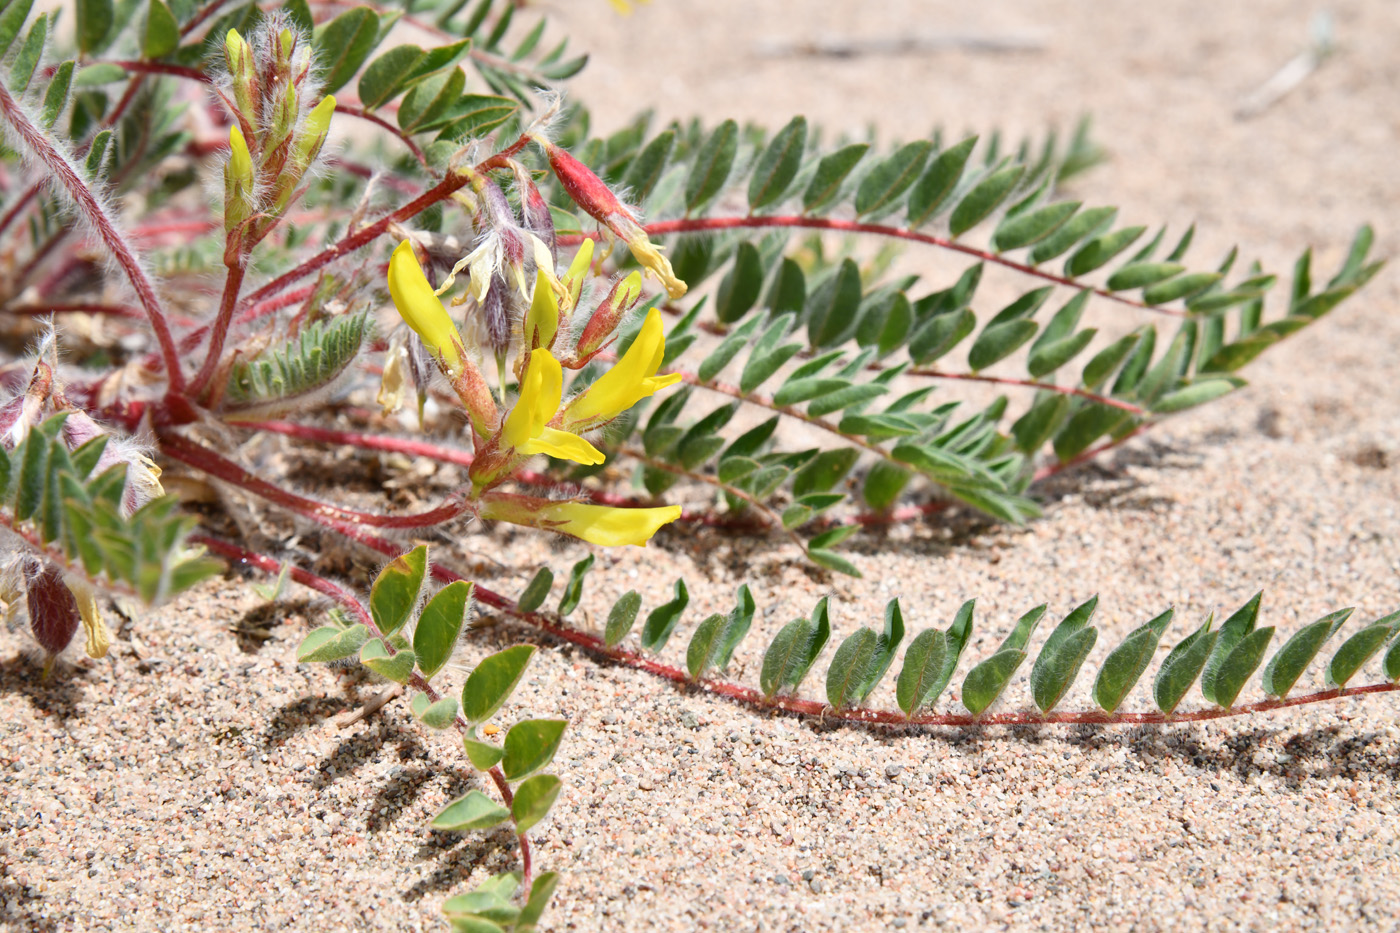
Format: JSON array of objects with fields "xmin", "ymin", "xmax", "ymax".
[{"xmin": 0, "ymin": 0, "xmax": 1394, "ymax": 927}]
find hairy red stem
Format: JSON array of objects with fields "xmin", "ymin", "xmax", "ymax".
[{"xmin": 159, "ymin": 431, "xmax": 469, "ymax": 529}]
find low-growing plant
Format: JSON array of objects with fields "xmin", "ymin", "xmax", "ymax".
[{"xmin": 0, "ymin": 0, "xmax": 1393, "ymax": 927}]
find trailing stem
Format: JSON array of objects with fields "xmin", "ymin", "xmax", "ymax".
[{"xmin": 291, "ymin": 513, "xmax": 1400, "ymax": 730}]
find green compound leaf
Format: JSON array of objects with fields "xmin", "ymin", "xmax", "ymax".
[
  {"xmin": 410, "ymin": 693, "xmax": 460, "ymax": 729},
  {"xmin": 895, "ymin": 628, "xmax": 949, "ymax": 716},
  {"xmin": 603, "ymin": 590, "xmax": 642, "ymax": 647},
  {"xmin": 760, "ymin": 597, "xmax": 831, "ymax": 698},
  {"xmin": 640, "ymin": 578, "xmax": 689, "ymax": 653},
  {"xmin": 370, "ymin": 545, "xmax": 426, "ymax": 636},
  {"xmin": 313, "ymin": 6, "xmax": 380, "ymax": 94},
  {"xmin": 1153, "ymin": 617, "xmax": 1217, "ymax": 715},
  {"xmin": 1326, "ymin": 615, "xmax": 1400, "ymax": 689},
  {"xmin": 511, "ymin": 774, "xmax": 562, "ymax": 832},
  {"xmin": 360, "ymin": 637, "xmax": 416, "ymax": 684},
  {"xmin": 415, "ymin": 581, "xmax": 473, "ymax": 679},
  {"xmin": 1093, "ymin": 608, "xmax": 1173, "ymax": 714},
  {"xmin": 501, "ymin": 719, "xmax": 567, "ymax": 781},
  {"xmin": 516, "ymin": 567, "xmax": 553, "ymax": 613},
  {"xmin": 1261, "ymin": 608, "xmax": 1352, "ymax": 698},
  {"xmin": 462, "ymin": 645, "xmax": 536, "ymax": 725},
  {"xmin": 685, "ymin": 119, "xmax": 739, "ymax": 212},
  {"xmin": 431, "ymin": 790, "xmax": 511, "ymax": 831},
  {"xmin": 1029, "ymin": 596, "xmax": 1099, "ymax": 714},
  {"xmin": 748, "ymin": 115, "xmax": 808, "ymax": 212},
  {"xmin": 556, "ymin": 553, "xmax": 594, "ymax": 616},
  {"xmin": 296, "ymin": 623, "xmax": 370, "ymax": 663}
]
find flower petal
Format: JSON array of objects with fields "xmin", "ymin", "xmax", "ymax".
[
  {"xmin": 387, "ymin": 241, "xmax": 465, "ymax": 375},
  {"xmin": 521, "ymin": 426, "xmax": 605, "ymax": 465}
]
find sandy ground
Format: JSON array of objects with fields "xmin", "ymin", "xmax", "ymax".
[{"xmin": 4, "ymin": 1, "xmax": 1400, "ymax": 930}]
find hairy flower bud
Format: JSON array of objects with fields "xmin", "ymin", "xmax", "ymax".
[
  {"xmin": 224, "ymin": 126, "xmax": 256, "ymax": 232},
  {"xmin": 574, "ymin": 272, "xmax": 642, "ymax": 361},
  {"xmin": 224, "ymin": 29, "xmax": 256, "ymax": 129},
  {"xmin": 535, "ymin": 137, "xmax": 687, "ymax": 300},
  {"xmin": 27, "ymin": 563, "xmax": 80, "ymax": 661}
]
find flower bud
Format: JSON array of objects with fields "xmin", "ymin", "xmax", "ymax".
[
  {"xmin": 560, "ymin": 239, "xmax": 594, "ymax": 314},
  {"xmin": 536, "ymin": 137, "xmax": 687, "ymax": 299},
  {"xmin": 224, "ymin": 126, "xmax": 256, "ymax": 232},
  {"xmin": 27, "ymin": 563, "xmax": 80, "ymax": 662},
  {"xmin": 574, "ymin": 272, "xmax": 642, "ymax": 361},
  {"xmin": 224, "ymin": 29, "xmax": 257, "ymax": 128}
]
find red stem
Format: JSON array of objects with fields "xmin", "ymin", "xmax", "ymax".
[
  {"xmin": 158, "ymin": 431, "xmax": 469, "ymax": 529},
  {"xmin": 334, "ymin": 103, "xmax": 429, "ymax": 170},
  {"xmin": 307, "ymin": 515, "xmax": 1400, "ymax": 728},
  {"xmin": 0, "ymin": 81, "xmax": 187, "ymax": 393},
  {"xmin": 190, "ymin": 261, "xmax": 247, "ymax": 400},
  {"xmin": 566, "ymin": 217, "xmax": 1187, "ymax": 317},
  {"xmin": 239, "ymin": 134, "xmax": 530, "ymax": 310}
]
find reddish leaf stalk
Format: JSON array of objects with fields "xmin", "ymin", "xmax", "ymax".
[
  {"xmin": 564, "ymin": 217, "xmax": 1189, "ymax": 317},
  {"xmin": 334, "ymin": 103, "xmax": 429, "ymax": 170}
]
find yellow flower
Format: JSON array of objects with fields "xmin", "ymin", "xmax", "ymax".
[
  {"xmin": 501, "ymin": 349, "xmax": 604, "ymax": 465},
  {"xmin": 387, "ymin": 240, "xmax": 467, "ymax": 376},
  {"xmin": 65, "ymin": 578, "xmax": 110, "ymax": 660},
  {"xmin": 480, "ymin": 494, "xmax": 680, "ymax": 548},
  {"xmin": 566, "ymin": 307, "xmax": 682, "ymax": 427}
]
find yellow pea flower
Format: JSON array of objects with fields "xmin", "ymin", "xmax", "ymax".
[
  {"xmin": 480, "ymin": 494, "xmax": 680, "ymax": 548},
  {"xmin": 502, "ymin": 349, "xmax": 605, "ymax": 465},
  {"xmin": 566, "ymin": 307, "xmax": 682, "ymax": 427},
  {"xmin": 387, "ymin": 240, "xmax": 467, "ymax": 376}
]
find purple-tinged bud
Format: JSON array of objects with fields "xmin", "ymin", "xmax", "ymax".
[
  {"xmin": 27, "ymin": 564, "xmax": 80, "ymax": 659},
  {"xmin": 480, "ymin": 273, "xmax": 512, "ymax": 354}
]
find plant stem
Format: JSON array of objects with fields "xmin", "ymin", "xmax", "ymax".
[
  {"xmin": 618, "ymin": 216, "xmax": 1187, "ymax": 316},
  {"xmin": 190, "ymin": 260, "xmax": 247, "ymax": 400},
  {"xmin": 304, "ymin": 517, "xmax": 1400, "ymax": 729},
  {"xmin": 0, "ymin": 81, "xmax": 187, "ymax": 392},
  {"xmin": 159, "ymin": 431, "xmax": 470, "ymax": 529},
  {"xmin": 334, "ymin": 103, "xmax": 430, "ymax": 170}
]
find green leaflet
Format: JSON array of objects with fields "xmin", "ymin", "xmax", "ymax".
[
  {"xmin": 1153, "ymin": 617, "xmax": 1217, "ymax": 715},
  {"xmin": 895, "ymin": 628, "xmax": 949, "ymax": 715},
  {"xmin": 640, "ymin": 579, "xmax": 689, "ymax": 652},
  {"xmin": 369, "ymin": 545, "xmax": 427, "ymax": 636},
  {"xmin": 686, "ymin": 585, "xmax": 755, "ymax": 678},
  {"xmin": 748, "ymin": 116, "xmax": 808, "ymax": 211},
  {"xmin": 603, "ymin": 590, "xmax": 642, "ymax": 647},
  {"xmin": 431, "ymin": 791, "xmax": 511, "ymax": 831},
  {"xmin": 1092, "ymin": 608, "xmax": 1173, "ymax": 714},
  {"xmin": 760, "ymin": 597, "xmax": 831, "ymax": 697},
  {"xmin": 961, "ymin": 604, "xmax": 1046, "ymax": 715},
  {"xmin": 501, "ymin": 719, "xmax": 567, "ymax": 781},
  {"xmin": 1326, "ymin": 615, "xmax": 1400, "ymax": 689},
  {"xmin": 557, "ymin": 554, "xmax": 594, "ymax": 616},
  {"xmin": 684, "ymin": 119, "xmax": 739, "ymax": 212},
  {"xmin": 1260, "ymin": 608, "xmax": 1352, "ymax": 698},
  {"xmin": 462, "ymin": 645, "xmax": 536, "ymax": 725},
  {"xmin": 516, "ymin": 567, "xmax": 553, "ymax": 613},
  {"xmin": 1029, "ymin": 597, "xmax": 1099, "ymax": 713},
  {"xmin": 415, "ymin": 581, "xmax": 473, "ymax": 679}
]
